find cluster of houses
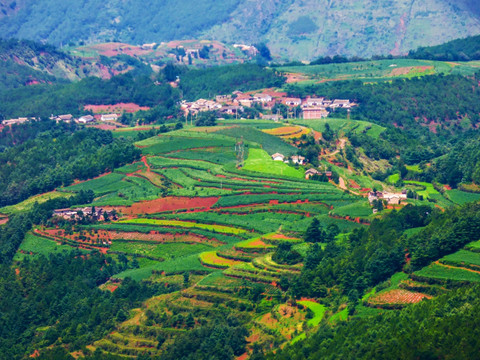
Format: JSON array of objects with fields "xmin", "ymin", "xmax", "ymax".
[
  {"xmin": 181, "ymin": 90, "xmax": 354, "ymax": 120},
  {"xmin": 53, "ymin": 207, "xmax": 114, "ymax": 220},
  {"xmin": 368, "ymin": 190, "xmax": 408, "ymax": 205}
]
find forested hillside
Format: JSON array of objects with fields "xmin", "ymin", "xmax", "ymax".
[{"xmin": 2, "ymin": 0, "xmax": 480, "ymax": 59}]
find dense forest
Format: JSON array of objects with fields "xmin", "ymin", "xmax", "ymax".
[{"xmin": 0, "ymin": 120, "xmax": 140, "ymax": 206}]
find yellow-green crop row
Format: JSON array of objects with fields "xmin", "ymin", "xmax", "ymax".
[{"xmin": 118, "ymin": 218, "xmax": 247, "ymax": 234}]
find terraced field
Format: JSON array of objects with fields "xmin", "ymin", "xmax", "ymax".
[{"xmin": 17, "ymin": 121, "xmax": 376, "ymax": 356}]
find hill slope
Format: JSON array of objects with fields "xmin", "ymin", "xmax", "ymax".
[{"xmin": 1, "ymin": 0, "xmax": 480, "ymax": 60}]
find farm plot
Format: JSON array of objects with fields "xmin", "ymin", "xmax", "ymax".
[
  {"xmin": 14, "ymin": 233, "xmax": 89, "ymax": 260},
  {"xmin": 63, "ymin": 173, "xmax": 126, "ymax": 195},
  {"xmin": 199, "ymin": 251, "xmax": 245, "ymax": 269},
  {"xmin": 367, "ymin": 289, "xmax": 430, "ymax": 307},
  {"xmin": 440, "ymin": 250, "xmax": 480, "ymax": 269},
  {"xmin": 110, "ymin": 241, "xmax": 212, "ymax": 261},
  {"xmin": 445, "ymin": 189, "xmax": 480, "ymax": 205},
  {"xmin": 160, "ymin": 211, "xmax": 306, "ymax": 234},
  {"xmin": 235, "ymin": 237, "xmax": 276, "ymax": 252},
  {"xmin": 331, "ymin": 200, "xmax": 373, "ymax": 218},
  {"xmin": 164, "ymin": 147, "xmax": 237, "ymax": 164},
  {"xmin": 256, "ymin": 303, "xmax": 307, "ymax": 340},
  {"xmin": 119, "ymin": 218, "xmax": 248, "ymax": 235},
  {"xmin": 414, "ymin": 263, "xmax": 480, "ymax": 283},
  {"xmin": 114, "ymin": 196, "xmax": 219, "ymax": 215},
  {"xmin": 292, "ymin": 118, "xmax": 385, "ymax": 139},
  {"xmin": 137, "ymin": 134, "xmax": 237, "ymax": 155}
]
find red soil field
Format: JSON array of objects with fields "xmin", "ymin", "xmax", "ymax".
[
  {"xmin": 369, "ymin": 289, "xmax": 431, "ymax": 305},
  {"xmin": 87, "ymin": 124, "xmax": 118, "ymax": 130},
  {"xmin": 0, "ymin": 217, "xmax": 8, "ymax": 225},
  {"xmin": 84, "ymin": 103, "xmax": 150, "ymax": 113},
  {"xmin": 115, "ymin": 196, "xmax": 219, "ymax": 215}
]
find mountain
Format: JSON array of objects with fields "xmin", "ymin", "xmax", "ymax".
[{"xmin": 1, "ymin": 0, "xmax": 480, "ymax": 60}]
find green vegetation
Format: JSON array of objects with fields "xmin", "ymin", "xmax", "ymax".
[{"xmin": 297, "ymin": 301, "xmax": 326, "ymax": 327}]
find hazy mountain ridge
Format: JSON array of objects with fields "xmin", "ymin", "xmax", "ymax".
[{"xmin": 1, "ymin": 0, "xmax": 480, "ymax": 60}]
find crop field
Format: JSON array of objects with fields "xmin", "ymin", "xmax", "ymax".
[
  {"xmin": 199, "ymin": 251, "xmax": 245, "ymax": 269},
  {"xmin": 331, "ymin": 200, "xmax": 372, "ymax": 218},
  {"xmin": 243, "ymin": 149, "xmax": 305, "ymax": 178},
  {"xmin": 440, "ymin": 250, "xmax": 480, "ymax": 268},
  {"xmin": 235, "ymin": 237, "xmax": 276, "ymax": 251},
  {"xmin": 110, "ymin": 241, "xmax": 212, "ymax": 261},
  {"xmin": 14, "ymin": 233, "xmax": 89, "ymax": 260},
  {"xmin": 367, "ymin": 289, "xmax": 430, "ymax": 306},
  {"xmin": 119, "ymin": 218, "xmax": 248, "ymax": 235}
]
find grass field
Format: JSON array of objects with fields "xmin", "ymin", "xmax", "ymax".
[
  {"xmin": 297, "ymin": 301, "xmax": 326, "ymax": 327},
  {"xmin": 243, "ymin": 149, "xmax": 305, "ymax": 179},
  {"xmin": 110, "ymin": 241, "xmax": 212, "ymax": 261}
]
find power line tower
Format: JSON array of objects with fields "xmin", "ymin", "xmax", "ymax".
[{"xmin": 235, "ymin": 136, "xmax": 245, "ymax": 168}]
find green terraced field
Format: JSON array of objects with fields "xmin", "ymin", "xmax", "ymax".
[
  {"xmin": 440, "ymin": 250, "xmax": 480, "ymax": 267},
  {"xmin": 243, "ymin": 149, "xmax": 305, "ymax": 179},
  {"xmin": 14, "ymin": 233, "xmax": 89, "ymax": 260},
  {"xmin": 445, "ymin": 189, "xmax": 480, "ymax": 205},
  {"xmin": 119, "ymin": 219, "xmax": 248, "ymax": 234},
  {"xmin": 414, "ymin": 263, "xmax": 480, "ymax": 282}
]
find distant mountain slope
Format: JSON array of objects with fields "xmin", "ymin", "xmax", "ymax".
[{"xmin": 1, "ymin": 0, "xmax": 480, "ymax": 60}]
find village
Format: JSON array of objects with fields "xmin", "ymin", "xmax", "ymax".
[
  {"xmin": 181, "ymin": 90, "xmax": 354, "ymax": 120},
  {"xmin": 0, "ymin": 113, "xmax": 121, "ymax": 126}
]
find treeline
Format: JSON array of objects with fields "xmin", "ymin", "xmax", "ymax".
[
  {"xmin": 0, "ymin": 120, "xmax": 140, "ymax": 207},
  {"xmin": 266, "ymin": 285, "xmax": 480, "ymax": 360},
  {"xmin": 169, "ymin": 64, "xmax": 285, "ymax": 101}
]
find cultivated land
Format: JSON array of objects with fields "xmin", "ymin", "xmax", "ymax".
[{"xmin": 12, "ymin": 118, "xmax": 480, "ymax": 358}]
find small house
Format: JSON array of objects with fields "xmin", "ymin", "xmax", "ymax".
[
  {"xmin": 78, "ymin": 115, "xmax": 94, "ymax": 123},
  {"xmin": 271, "ymin": 153, "xmax": 285, "ymax": 161},
  {"xmin": 291, "ymin": 155, "xmax": 305, "ymax": 165},
  {"xmin": 303, "ymin": 107, "xmax": 329, "ymax": 119},
  {"xmin": 305, "ymin": 168, "xmax": 320, "ymax": 179},
  {"xmin": 101, "ymin": 114, "xmax": 119, "ymax": 121},
  {"xmin": 283, "ymin": 98, "xmax": 302, "ymax": 107}
]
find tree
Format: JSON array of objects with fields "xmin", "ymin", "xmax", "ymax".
[{"xmin": 304, "ymin": 218, "xmax": 325, "ymax": 243}]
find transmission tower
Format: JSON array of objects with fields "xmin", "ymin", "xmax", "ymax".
[{"xmin": 235, "ymin": 136, "xmax": 245, "ymax": 168}]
